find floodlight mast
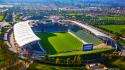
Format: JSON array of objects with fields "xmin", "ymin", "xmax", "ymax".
[{"xmin": 115, "ymin": 44, "xmax": 118, "ymax": 50}]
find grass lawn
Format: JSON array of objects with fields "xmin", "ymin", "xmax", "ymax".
[
  {"xmin": 98, "ymin": 16, "xmax": 125, "ymax": 21},
  {"xmin": 97, "ymin": 25, "xmax": 125, "ymax": 46},
  {"xmin": 0, "ymin": 51, "xmax": 6, "ymax": 68},
  {"xmin": 116, "ymin": 39, "xmax": 125, "ymax": 47},
  {"xmin": 0, "ymin": 61, "xmax": 5, "ymax": 65},
  {"xmin": 37, "ymin": 32, "xmax": 83, "ymax": 53},
  {"xmin": 65, "ymin": 13, "xmax": 83, "ymax": 16},
  {"xmin": 0, "ymin": 61, "xmax": 6, "ymax": 68},
  {"xmin": 49, "ymin": 48, "xmax": 113, "ymax": 57},
  {"xmin": 0, "ymin": 16, "xmax": 4, "ymax": 22},
  {"xmin": 98, "ymin": 25, "xmax": 125, "ymax": 34},
  {"xmin": 37, "ymin": 32, "xmax": 112, "ymax": 56}
]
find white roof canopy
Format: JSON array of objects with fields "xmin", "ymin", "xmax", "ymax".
[
  {"xmin": 70, "ymin": 21, "xmax": 111, "ymax": 38},
  {"xmin": 14, "ymin": 21, "xmax": 40, "ymax": 47}
]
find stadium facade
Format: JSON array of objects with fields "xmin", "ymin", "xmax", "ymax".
[
  {"xmin": 11, "ymin": 20, "xmax": 123, "ymax": 57},
  {"xmin": 69, "ymin": 21, "xmax": 124, "ymax": 50}
]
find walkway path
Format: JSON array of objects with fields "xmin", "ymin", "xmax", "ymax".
[{"xmin": 9, "ymin": 32, "xmax": 22, "ymax": 53}]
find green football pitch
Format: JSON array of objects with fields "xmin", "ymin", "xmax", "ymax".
[
  {"xmin": 37, "ymin": 32, "xmax": 83, "ymax": 53},
  {"xmin": 98, "ymin": 25, "xmax": 125, "ymax": 34},
  {"xmin": 98, "ymin": 16, "xmax": 125, "ymax": 21}
]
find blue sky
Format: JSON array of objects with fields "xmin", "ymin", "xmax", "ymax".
[{"xmin": 1, "ymin": 0, "xmax": 125, "ymax": 6}]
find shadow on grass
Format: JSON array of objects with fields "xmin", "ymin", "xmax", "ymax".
[{"xmin": 36, "ymin": 32, "xmax": 57, "ymax": 54}]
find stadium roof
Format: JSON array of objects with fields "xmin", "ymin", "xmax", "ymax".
[
  {"xmin": 14, "ymin": 21, "xmax": 40, "ymax": 47},
  {"xmin": 70, "ymin": 21, "xmax": 111, "ymax": 38}
]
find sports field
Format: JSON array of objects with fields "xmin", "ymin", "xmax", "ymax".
[
  {"xmin": 37, "ymin": 32, "xmax": 83, "ymax": 53},
  {"xmin": 0, "ymin": 16, "xmax": 3, "ymax": 22},
  {"xmin": 98, "ymin": 25, "xmax": 125, "ymax": 34},
  {"xmin": 98, "ymin": 16, "xmax": 125, "ymax": 21}
]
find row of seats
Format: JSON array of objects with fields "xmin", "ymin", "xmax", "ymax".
[
  {"xmin": 69, "ymin": 25, "xmax": 103, "ymax": 46},
  {"xmin": 25, "ymin": 43, "xmax": 46, "ymax": 56},
  {"xmin": 32, "ymin": 23, "xmax": 68, "ymax": 32}
]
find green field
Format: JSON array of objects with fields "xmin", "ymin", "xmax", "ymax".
[
  {"xmin": 0, "ymin": 61, "xmax": 5, "ymax": 65},
  {"xmin": 0, "ymin": 50, "xmax": 6, "ymax": 68},
  {"xmin": 37, "ymin": 32, "xmax": 112, "ymax": 56},
  {"xmin": 97, "ymin": 25, "xmax": 125, "ymax": 46},
  {"xmin": 98, "ymin": 25, "xmax": 125, "ymax": 34},
  {"xmin": 37, "ymin": 32, "xmax": 83, "ymax": 53},
  {"xmin": 65, "ymin": 13, "xmax": 83, "ymax": 16},
  {"xmin": 0, "ymin": 16, "xmax": 4, "ymax": 22},
  {"xmin": 98, "ymin": 16, "xmax": 125, "ymax": 21},
  {"xmin": 49, "ymin": 48, "xmax": 112, "ymax": 57}
]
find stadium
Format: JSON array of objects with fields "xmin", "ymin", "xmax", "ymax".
[{"xmin": 9, "ymin": 20, "xmax": 116, "ymax": 57}]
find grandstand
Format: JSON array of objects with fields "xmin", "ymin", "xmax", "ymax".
[
  {"xmin": 32, "ymin": 21, "xmax": 104, "ymax": 46},
  {"xmin": 69, "ymin": 24, "xmax": 103, "ymax": 46},
  {"xmin": 31, "ymin": 20, "xmax": 113, "ymax": 55},
  {"xmin": 32, "ymin": 22, "xmax": 68, "ymax": 32},
  {"xmin": 69, "ymin": 21, "xmax": 122, "ymax": 50},
  {"xmin": 11, "ymin": 20, "xmax": 114, "ymax": 57},
  {"xmin": 13, "ymin": 21, "xmax": 46, "ymax": 56}
]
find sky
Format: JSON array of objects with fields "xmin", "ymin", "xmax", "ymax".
[
  {"xmin": 1, "ymin": 0, "xmax": 125, "ymax": 3},
  {"xmin": 0, "ymin": 0, "xmax": 125, "ymax": 7}
]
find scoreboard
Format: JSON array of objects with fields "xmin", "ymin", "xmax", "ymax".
[{"xmin": 83, "ymin": 44, "xmax": 93, "ymax": 51}]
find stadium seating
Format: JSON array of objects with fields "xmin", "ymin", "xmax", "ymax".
[
  {"xmin": 32, "ymin": 22, "xmax": 102, "ymax": 46},
  {"xmin": 69, "ymin": 25, "xmax": 103, "ymax": 46},
  {"xmin": 32, "ymin": 23, "xmax": 68, "ymax": 32},
  {"xmin": 25, "ymin": 43, "xmax": 46, "ymax": 56}
]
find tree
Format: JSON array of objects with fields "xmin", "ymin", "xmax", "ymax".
[
  {"xmin": 55, "ymin": 58, "xmax": 60, "ymax": 64},
  {"xmin": 76, "ymin": 55, "xmax": 81, "ymax": 64},
  {"xmin": 72, "ymin": 55, "xmax": 81, "ymax": 64},
  {"xmin": 44, "ymin": 55, "xmax": 49, "ymax": 63},
  {"xmin": 72, "ymin": 56, "xmax": 77, "ymax": 64},
  {"xmin": 120, "ymin": 28, "xmax": 125, "ymax": 37},
  {"xmin": 66, "ymin": 58, "xmax": 70, "ymax": 65},
  {"xmin": 0, "ymin": 27, "xmax": 5, "ymax": 49}
]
